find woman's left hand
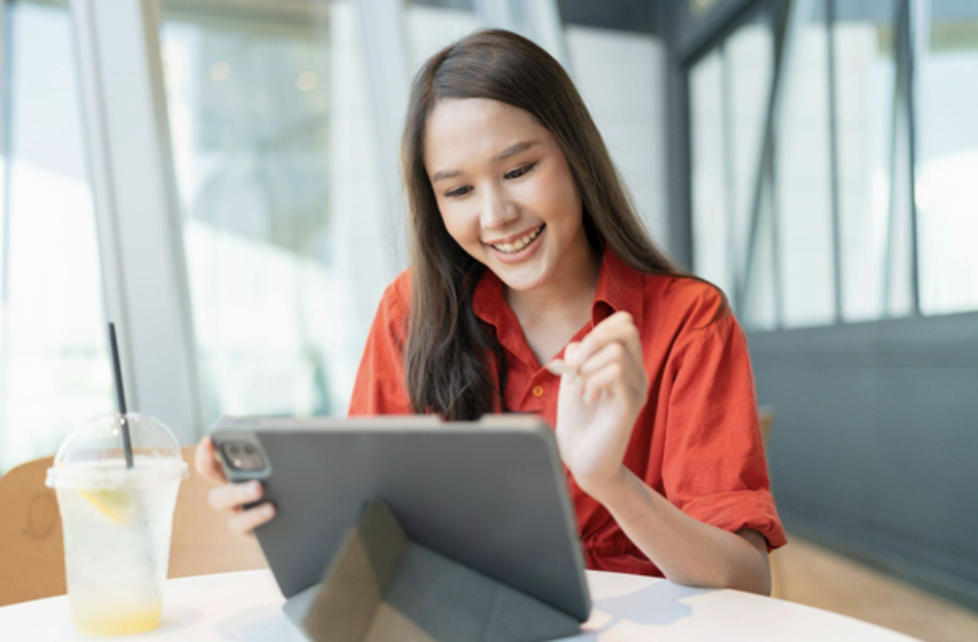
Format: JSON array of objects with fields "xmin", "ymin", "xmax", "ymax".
[{"xmin": 554, "ymin": 311, "xmax": 649, "ymax": 502}]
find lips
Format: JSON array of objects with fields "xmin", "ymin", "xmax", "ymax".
[
  {"xmin": 486, "ymin": 224, "xmax": 546, "ymax": 264},
  {"xmin": 486, "ymin": 224, "xmax": 545, "ymax": 254}
]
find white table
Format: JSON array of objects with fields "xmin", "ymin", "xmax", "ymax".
[{"xmin": 0, "ymin": 569, "xmax": 913, "ymax": 641}]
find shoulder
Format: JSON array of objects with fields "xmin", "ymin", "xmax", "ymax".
[
  {"xmin": 639, "ymin": 275, "xmax": 750, "ymax": 377},
  {"xmin": 643, "ymin": 273, "xmax": 729, "ymax": 333},
  {"xmin": 367, "ymin": 269, "xmax": 412, "ymax": 344},
  {"xmin": 379, "ymin": 268, "xmax": 412, "ymax": 314}
]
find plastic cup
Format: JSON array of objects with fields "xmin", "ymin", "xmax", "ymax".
[{"xmin": 46, "ymin": 413, "xmax": 188, "ymax": 637}]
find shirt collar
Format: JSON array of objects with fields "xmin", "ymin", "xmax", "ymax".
[
  {"xmin": 591, "ymin": 246, "xmax": 645, "ymax": 329},
  {"xmin": 472, "ymin": 245, "xmax": 645, "ymax": 337}
]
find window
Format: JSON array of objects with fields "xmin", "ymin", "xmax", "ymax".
[
  {"xmin": 159, "ymin": 0, "xmax": 387, "ymax": 421},
  {"xmin": 564, "ymin": 18, "xmax": 669, "ymax": 247},
  {"xmin": 916, "ymin": 0, "xmax": 978, "ymax": 315},
  {"xmin": 776, "ymin": 1, "xmax": 835, "ymax": 327},
  {"xmin": 729, "ymin": 15, "xmax": 777, "ymax": 329},
  {"xmin": 835, "ymin": 0, "xmax": 901, "ymax": 322},
  {"xmin": 405, "ymin": 0, "xmax": 481, "ymax": 66},
  {"xmin": 690, "ymin": 51, "xmax": 729, "ymax": 296},
  {"xmin": 688, "ymin": 0, "xmax": 974, "ymax": 331},
  {"xmin": 0, "ymin": 0, "xmax": 111, "ymax": 473},
  {"xmin": 690, "ymin": 10, "xmax": 776, "ymax": 328},
  {"xmin": 406, "ymin": 0, "xmax": 670, "ymax": 245}
]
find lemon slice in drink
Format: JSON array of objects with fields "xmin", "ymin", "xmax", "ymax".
[{"xmin": 78, "ymin": 489, "xmax": 132, "ymax": 524}]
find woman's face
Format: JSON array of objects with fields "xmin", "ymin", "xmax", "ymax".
[{"xmin": 424, "ymin": 98, "xmax": 587, "ymax": 292}]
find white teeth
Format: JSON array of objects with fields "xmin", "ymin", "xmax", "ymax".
[{"xmin": 492, "ymin": 225, "xmax": 542, "ymax": 254}]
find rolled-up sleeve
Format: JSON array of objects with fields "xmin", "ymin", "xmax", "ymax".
[{"xmin": 662, "ymin": 307, "xmax": 787, "ymax": 551}]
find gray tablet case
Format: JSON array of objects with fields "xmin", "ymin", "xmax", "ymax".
[{"xmin": 210, "ymin": 415, "xmax": 591, "ymax": 641}]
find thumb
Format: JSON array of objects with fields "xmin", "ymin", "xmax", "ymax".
[{"xmin": 195, "ymin": 436, "xmax": 228, "ymax": 484}]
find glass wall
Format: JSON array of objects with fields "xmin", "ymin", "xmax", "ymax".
[
  {"xmin": 563, "ymin": 10, "xmax": 669, "ymax": 248},
  {"xmin": 407, "ymin": 0, "xmax": 669, "ymax": 244},
  {"xmin": 159, "ymin": 0, "xmax": 386, "ymax": 422},
  {"xmin": 690, "ymin": 51, "xmax": 729, "ymax": 296},
  {"xmin": 916, "ymin": 0, "xmax": 978, "ymax": 315},
  {"xmin": 689, "ymin": 0, "xmax": 975, "ymax": 331},
  {"xmin": 405, "ymin": 0, "xmax": 480, "ymax": 66},
  {"xmin": 690, "ymin": 10, "xmax": 776, "ymax": 328},
  {"xmin": 0, "ymin": 0, "xmax": 671, "ymax": 469},
  {"xmin": 157, "ymin": 0, "xmax": 670, "ymax": 425},
  {"xmin": 729, "ymin": 15, "xmax": 777, "ymax": 329},
  {"xmin": 776, "ymin": 1, "xmax": 835, "ymax": 328},
  {"xmin": 0, "ymin": 0, "xmax": 112, "ymax": 473},
  {"xmin": 835, "ymin": 1, "xmax": 901, "ymax": 322}
]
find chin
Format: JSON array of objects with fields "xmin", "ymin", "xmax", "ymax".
[{"xmin": 492, "ymin": 263, "xmax": 552, "ymax": 292}]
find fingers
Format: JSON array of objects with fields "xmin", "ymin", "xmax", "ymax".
[
  {"xmin": 565, "ymin": 312, "xmax": 643, "ymax": 374},
  {"xmin": 195, "ymin": 436, "xmax": 228, "ymax": 485},
  {"xmin": 228, "ymin": 503, "xmax": 276, "ymax": 538},
  {"xmin": 582, "ymin": 361, "xmax": 632, "ymax": 404},
  {"xmin": 578, "ymin": 345, "xmax": 645, "ymax": 402},
  {"xmin": 561, "ymin": 312, "xmax": 647, "ymax": 401},
  {"xmin": 209, "ymin": 479, "xmax": 264, "ymax": 512},
  {"xmin": 576, "ymin": 341, "xmax": 644, "ymax": 392},
  {"xmin": 200, "ymin": 457, "xmax": 275, "ymax": 538}
]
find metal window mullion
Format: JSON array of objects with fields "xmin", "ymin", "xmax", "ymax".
[
  {"xmin": 69, "ymin": 0, "xmax": 203, "ymax": 441},
  {"xmin": 769, "ymin": 126, "xmax": 784, "ymax": 328},
  {"xmin": 884, "ymin": 0, "xmax": 923, "ymax": 318},
  {"xmin": 825, "ymin": 0, "xmax": 843, "ymax": 324},
  {"xmin": 882, "ymin": 1, "xmax": 907, "ymax": 317},
  {"xmin": 70, "ymin": 0, "xmax": 133, "ymax": 405},
  {"xmin": 673, "ymin": 47, "xmax": 695, "ymax": 269},
  {"xmin": 905, "ymin": 0, "xmax": 926, "ymax": 316}
]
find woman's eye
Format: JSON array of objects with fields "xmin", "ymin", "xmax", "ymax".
[
  {"xmin": 505, "ymin": 163, "xmax": 536, "ymax": 180},
  {"xmin": 444, "ymin": 163, "xmax": 535, "ymax": 198}
]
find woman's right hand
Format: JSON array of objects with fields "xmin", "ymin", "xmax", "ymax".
[{"xmin": 195, "ymin": 436, "xmax": 276, "ymax": 538}]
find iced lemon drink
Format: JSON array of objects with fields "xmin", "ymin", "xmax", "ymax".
[{"xmin": 47, "ymin": 414, "xmax": 187, "ymax": 637}]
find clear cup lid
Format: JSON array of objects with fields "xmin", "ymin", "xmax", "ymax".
[{"xmin": 46, "ymin": 413, "xmax": 188, "ymax": 489}]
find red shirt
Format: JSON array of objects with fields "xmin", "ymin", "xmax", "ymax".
[{"xmin": 349, "ymin": 248, "xmax": 787, "ymax": 577}]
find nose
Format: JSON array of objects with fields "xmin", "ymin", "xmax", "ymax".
[{"xmin": 480, "ymin": 185, "xmax": 520, "ymax": 231}]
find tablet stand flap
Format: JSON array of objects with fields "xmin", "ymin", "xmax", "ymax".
[{"xmin": 285, "ymin": 500, "xmax": 582, "ymax": 642}]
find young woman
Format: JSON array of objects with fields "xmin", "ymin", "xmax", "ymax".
[{"xmin": 196, "ymin": 29, "xmax": 785, "ymax": 595}]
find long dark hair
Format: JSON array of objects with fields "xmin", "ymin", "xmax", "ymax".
[{"xmin": 402, "ymin": 29, "xmax": 722, "ymax": 420}]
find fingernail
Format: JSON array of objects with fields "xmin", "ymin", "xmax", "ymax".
[
  {"xmin": 246, "ymin": 481, "xmax": 260, "ymax": 497},
  {"xmin": 262, "ymin": 504, "xmax": 274, "ymax": 518}
]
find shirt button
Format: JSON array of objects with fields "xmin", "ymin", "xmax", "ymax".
[{"xmin": 532, "ymin": 385, "xmax": 545, "ymax": 398}]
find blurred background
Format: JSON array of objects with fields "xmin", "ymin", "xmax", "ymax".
[{"xmin": 0, "ymin": 0, "xmax": 974, "ymax": 637}]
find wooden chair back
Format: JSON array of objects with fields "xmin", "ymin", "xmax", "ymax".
[
  {"xmin": 759, "ymin": 406, "xmax": 776, "ymax": 451},
  {"xmin": 0, "ymin": 455, "xmax": 64, "ymax": 606},
  {"xmin": 0, "ymin": 446, "xmax": 266, "ymax": 607},
  {"xmin": 757, "ymin": 405, "xmax": 786, "ymax": 598}
]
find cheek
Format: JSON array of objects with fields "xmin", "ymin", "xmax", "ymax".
[
  {"xmin": 439, "ymin": 203, "xmax": 480, "ymax": 247},
  {"xmin": 532, "ymin": 164, "xmax": 581, "ymax": 223}
]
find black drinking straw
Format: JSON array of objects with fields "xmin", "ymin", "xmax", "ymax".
[{"xmin": 108, "ymin": 323, "xmax": 134, "ymax": 469}]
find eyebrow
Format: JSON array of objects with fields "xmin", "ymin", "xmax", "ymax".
[{"xmin": 431, "ymin": 140, "xmax": 539, "ymax": 183}]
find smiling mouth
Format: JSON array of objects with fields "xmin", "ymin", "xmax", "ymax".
[{"xmin": 488, "ymin": 224, "xmax": 545, "ymax": 254}]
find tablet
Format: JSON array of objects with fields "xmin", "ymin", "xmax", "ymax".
[{"xmin": 209, "ymin": 415, "xmax": 591, "ymax": 622}]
